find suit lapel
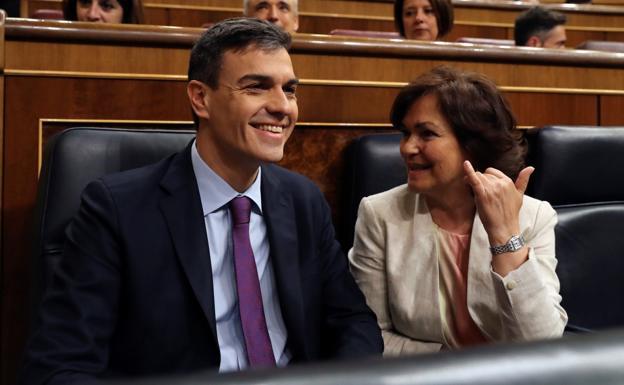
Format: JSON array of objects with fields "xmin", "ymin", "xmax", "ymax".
[
  {"xmin": 260, "ymin": 165, "xmax": 307, "ymax": 360},
  {"xmin": 409, "ymin": 194, "xmax": 444, "ymax": 339},
  {"xmin": 159, "ymin": 143, "xmax": 218, "ymax": 343}
]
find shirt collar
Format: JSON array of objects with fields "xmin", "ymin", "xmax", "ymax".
[{"xmin": 191, "ymin": 140, "xmax": 263, "ymax": 216}]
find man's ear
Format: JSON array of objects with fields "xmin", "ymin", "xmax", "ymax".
[
  {"xmin": 293, "ymin": 15, "xmax": 299, "ymax": 32},
  {"xmin": 187, "ymin": 80, "xmax": 211, "ymax": 120},
  {"xmin": 526, "ymin": 35, "xmax": 542, "ymax": 48}
]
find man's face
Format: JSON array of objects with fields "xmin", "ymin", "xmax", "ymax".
[
  {"xmin": 540, "ymin": 25, "xmax": 567, "ymax": 49},
  {"xmin": 197, "ymin": 47, "xmax": 298, "ymax": 175},
  {"xmin": 246, "ymin": 0, "xmax": 299, "ymax": 33}
]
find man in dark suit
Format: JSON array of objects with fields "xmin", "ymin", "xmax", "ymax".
[{"xmin": 21, "ymin": 18, "xmax": 382, "ymax": 384}]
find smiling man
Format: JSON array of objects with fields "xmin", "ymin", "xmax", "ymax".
[
  {"xmin": 21, "ymin": 18, "xmax": 382, "ymax": 384},
  {"xmin": 244, "ymin": 0, "xmax": 299, "ymax": 33}
]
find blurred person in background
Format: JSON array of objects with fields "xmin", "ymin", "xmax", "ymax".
[
  {"xmin": 244, "ymin": 0, "xmax": 299, "ymax": 33},
  {"xmin": 515, "ymin": 6, "xmax": 567, "ymax": 49},
  {"xmin": 62, "ymin": 0, "xmax": 144, "ymax": 24},
  {"xmin": 394, "ymin": 0, "xmax": 453, "ymax": 41}
]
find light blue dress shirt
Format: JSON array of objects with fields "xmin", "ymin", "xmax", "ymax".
[{"xmin": 191, "ymin": 142, "xmax": 290, "ymax": 372}]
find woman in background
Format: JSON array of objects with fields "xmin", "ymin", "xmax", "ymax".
[
  {"xmin": 63, "ymin": 0, "xmax": 144, "ymax": 24},
  {"xmin": 394, "ymin": 0, "xmax": 453, "ymax": 41},
  {"xmin": 349, "ymin": 66, "xmax": 567, "ymax": 355}
]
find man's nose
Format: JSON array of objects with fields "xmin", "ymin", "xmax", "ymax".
[
  {"xmin": 266, "ymin": 88, "xmax": 295, "ymax": 117},
  {"xmin": 267, "ymin": 6, "xmax": 279, "ymax": 22}
]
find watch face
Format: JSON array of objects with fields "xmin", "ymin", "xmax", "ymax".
[
  {"xmin": 490, "ymin": 235, "xmax": 525, "ymax": 255},
  {"xmin": 510, "ymin": 235, "xmax": 525, "ymax": 251}
]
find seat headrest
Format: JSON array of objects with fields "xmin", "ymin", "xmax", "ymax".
[
  {"xmin": 36, "ymin": 127, "xmax": 196, "ymax": 254},
  {"xmin": 339, "ymin": 133, "xmax": 404, "ymax": 251},
  {"xmin": 526, "ymin": 126, "xmax": 624, "ymax": 205}
]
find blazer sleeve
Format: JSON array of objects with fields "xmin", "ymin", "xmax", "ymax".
[
  {"xmin": 314, "ymin": 192, "xmax": 384, "ymax": 358},
  {"xmin": 20, "ymin": 179, "xmax": 122, "ymax": 385},
  {"xmin": 349, "ymin": 198, "xmax": 441, "ymax": 356},
  {"xmin": 489, "ymin": 199, "xmax": 568, "ymax": 341}
]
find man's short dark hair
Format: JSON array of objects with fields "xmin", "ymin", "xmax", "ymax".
[
  {"xmin": 391, "ymin": 66, "xmax": 526, "ymax": 179},
  {"xmin": 187, "ymin": 18, "xmax": 291, "ymax": 126},
  {"xmin": 514, "ymin": 6, "xmax": 567, "ymax": 46},
  {"xmin": 188, "ymin": 18, "xmax": 291, "ymax": 89}
]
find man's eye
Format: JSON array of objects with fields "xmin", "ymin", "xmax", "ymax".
[{"xmin": 245, "ymin": 84, "xmax": 268, "ymax": 93}]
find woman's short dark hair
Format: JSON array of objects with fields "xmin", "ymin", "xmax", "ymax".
[
  {"xmin": 390, "ymin": 66, "xmax": 526, "ymax": 179},
  {"xmin": 62, "ymin": 0, "xmax": 145, "ymax": 24},
  {"xmin": 393, "ymin": 0, "xmax": 454, "ymax": 39}
]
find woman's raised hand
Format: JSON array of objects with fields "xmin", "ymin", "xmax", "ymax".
[{"xmin": 463, "ymin": 160, "xmax": 534, "ymax": 246}]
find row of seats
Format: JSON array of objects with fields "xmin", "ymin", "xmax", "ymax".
[
  {"xmin": 27, "ymin": 9, "xmax": 624, "ymax": 53},
  {"xmin": 34, "ymin": 125, "xmax": 624, "ymax": 335},
  {"xmin": 331, "ymin": 30, "xmax": 624, "ymax": 53}
]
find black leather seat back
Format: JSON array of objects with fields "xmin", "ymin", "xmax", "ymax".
[
  {"xmin": 555, "ymin": 204, "xmax": 624, "ymax": 331},
  {"xmin": 32, "ymin": 127, "xmax": 195, "ymax": 315},
  {"xmin": 339, "ymin": 133, "xmax": 404, "ymax": 252},
  {"xmin": 526, "ymin": 126, "xmax": 624, "ymax": 332},
  {"xmin": 526, "ymin": 126, "xmax": 624, "ymax": 205}
]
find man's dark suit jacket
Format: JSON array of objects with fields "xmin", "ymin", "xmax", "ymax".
[{"xmin": 21, "ymin": 144, "xmax": 383, "ymax": 384}]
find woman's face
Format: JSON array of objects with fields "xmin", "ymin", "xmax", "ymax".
[
  {"xmin": 402, "ymin": 0, "xmax": 439, "ymax": 41},
  {"xmin": 76, "ymin": 0, "xmax": 124, "ymax": 23},
  {"xmin": 399, "ymin": 93, "xmax": 467, "ymax": 196}
]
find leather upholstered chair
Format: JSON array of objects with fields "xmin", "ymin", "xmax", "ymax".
[
  {"xmin": 31, "ymin": 127, "xmax": 195, "ymax": 320},
  {"xmin": 338, "ymin": 133, "xmax": 404, "ymax": 253},
  {"xmin": 526, "ymin": 126, "xmax": 624, "ymax": 332}
]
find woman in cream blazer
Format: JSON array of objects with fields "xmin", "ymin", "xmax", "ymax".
[{"xmin": 349, "ymin": 67, "xmax": 567, "ymax": 355}]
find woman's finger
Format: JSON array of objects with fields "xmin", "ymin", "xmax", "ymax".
[
  {"xmin": 515, "ymin": 166, "xmax": 535, "ymax": 194},
  {"xmin": 483, "ymin": 167, "xmax": 509, "ymax": 180}
]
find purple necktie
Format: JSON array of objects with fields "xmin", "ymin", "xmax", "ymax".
[{"xmin": 230, "ymin": 196, "xmax": 276, "ymax": 368}]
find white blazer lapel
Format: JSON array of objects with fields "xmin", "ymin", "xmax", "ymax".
[{"xmin": 386, "ymin": 193, "xmax": 443, "ymax": 342}]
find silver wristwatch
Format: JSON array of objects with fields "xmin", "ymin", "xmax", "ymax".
[{"xmin": 490, "ymin": 234, "xmax": 526, "ymax": 255}]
